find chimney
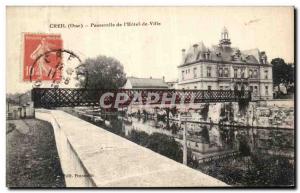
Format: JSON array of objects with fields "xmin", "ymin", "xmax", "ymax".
[
  {"xmin": 193, "ymin": 44, "xmax": 199, "ymax": 53},
  {"xmin": 181, "ymin": 49, "xmax": 186, "ymax": 63},
  {"xmin": 162, "ymin": 76, "xmax": 165, "ymax": 82}
]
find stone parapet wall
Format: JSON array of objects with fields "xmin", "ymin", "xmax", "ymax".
[{"xmin": 35, "ymin": 109, "xmax": 227, "ymax": 187}]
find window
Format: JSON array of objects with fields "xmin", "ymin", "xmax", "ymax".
[
  {"xmin": 193, "ymin": 67, "xmax": 197, "ymax": 78},
  {"xmin": 262, "ymin": 56, "xmax": 267, "ymax": 64},
  {"xmin": 218, "ymin": 68, "xmax": 223, "ymax": 77},
  {"xmin": 220, "ymin": 86, "xmax": 223, "ymax": 90},
  {"xmin": 225, "ymin": 86, "xmax": 230, "ymax": 90},
  {"xmin": 224, "ymin": 68, "xmax": 229, "ymax": 77},
  {"xmin": 254, "ymin": 86, "xmax": 258, "ymax": 94},
  {"xmin": 234, "ymin": 68, "xmax": 238, "ymax": 78},
  {"xmin": 182, "ymin": 71, "xmax": 185, "ymax": 80},
  {"xmin": 194, "ymin": 86, "xmax": 197, "ymax": 89},
  {"xmin": 253, "ymin": 70, "xmax": 258, "ymax": 78},
  {"xmin": 265, "ymin": 86, "xmax": 269, "ymax": 96},
  {"xmin": 264, "ymin": 70, "xmax": 268, "ymax": 79},
  {"xmin": 249, "ymin": 69, "xmax": 253, "ymax": 78},
  {"xmin": 234, "ymin": 84, "xmax": 238, "ymax": 91},
  {"xmin": 241, "ymin": 68, "xmax": 245, "ymax": 78},
  {"xmin": 250, "ymin": 86, "xmax": 253, "ymax": 92},
  {"xmin": 205, "ymin": 52, "xmax": 210, "ymax": 60},
  {"xmin": 208, "ymin": 86, "xmax": 211, "ymax": 90},
  {"xmin": 207, "ymin": 67, "xmax": 211, "ymax": 77},
  {"xmin": 218, "ymin": 67, "xmax": 228, "ymax": 77}
]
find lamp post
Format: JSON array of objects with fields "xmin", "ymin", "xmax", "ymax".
[
  {"xmin": 179, "ymin": 109, "xmax": 192, "ymax": 166},
  {"xmin": 179, "ymin": 113, "xmax": 188, "ymax": 165},
  {"xmin": 252, "ymin": 105, "xmax": 256, "ymax": 149}
]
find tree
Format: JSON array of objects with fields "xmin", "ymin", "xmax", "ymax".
[
  {"xmin": 271, "ymin": 58, "xmax": 294, "ymax": 91},
  {"xmin": 6, "ymin": 91, "xmax": 32, "ymax": 105},
  {"xmin": 287, "ymin": 63, "xmax": 295, "ymax": 92},
  {"xmin": 78, "ymin": 55, "xmax": 127, "ymax": 89}
]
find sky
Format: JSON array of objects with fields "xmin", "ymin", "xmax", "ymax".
[{"xmin": 6, "ymin": 6, "xmax": 294, "ymax": 93}]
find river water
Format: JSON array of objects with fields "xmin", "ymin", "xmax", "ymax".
[{"xmin": 119, "ymin": 115, "xmax": 294, "ymax": 161}]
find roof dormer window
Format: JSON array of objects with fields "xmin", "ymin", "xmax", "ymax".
[{"xmin": 205, "ymin": 50, "xmax": 211, "ymax": 60}]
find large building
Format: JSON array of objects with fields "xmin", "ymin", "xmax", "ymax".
[{"xmin": 178, "ymin": 27, "xmax": 273, "ymax": 100}]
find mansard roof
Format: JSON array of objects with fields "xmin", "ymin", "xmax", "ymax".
[{"xmin": 181, "ymin": 42, "xmax": 269, "ymax": 67}]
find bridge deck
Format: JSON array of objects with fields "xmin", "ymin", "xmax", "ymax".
[{"xmin": 32, "ymin": 88, "xmax": 251, "ymax": 108}]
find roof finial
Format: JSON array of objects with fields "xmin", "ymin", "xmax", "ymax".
[
  {"xmin": 219, "ymin": 26, "xmax": 231, "ymax": 47},
  {"xmin": 221, "ymin": 26, "xmax": 229, "ymax": 39},
  {"xmin": 222, "ymin": 26, "xmax": 228, "ymax": 34}
]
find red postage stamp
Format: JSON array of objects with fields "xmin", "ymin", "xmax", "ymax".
[{"xmin": 23, "ymin": 33, "xmax": 63, "ymax": 81}]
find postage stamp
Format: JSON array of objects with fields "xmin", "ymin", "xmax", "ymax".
[{"xmin": 23, "ymin": 33, "xmax": 63, "ymax": 81}]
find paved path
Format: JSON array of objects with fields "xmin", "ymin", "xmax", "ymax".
[{"xmin": 6, "ymin": 119, "xmax": 65, "ymax": 187}]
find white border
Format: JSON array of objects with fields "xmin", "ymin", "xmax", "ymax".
[{"xmin": 1, "ymin": 1, "xmax": 298, "ymax": 192}]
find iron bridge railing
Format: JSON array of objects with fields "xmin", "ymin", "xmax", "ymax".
[{"xmin": 32, "ymin": 88, "xmax": 252, "ymax": 108}]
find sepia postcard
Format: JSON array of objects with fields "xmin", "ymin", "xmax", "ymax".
[{"xmin": 6, "ymin": 6, "xmax": 295, "ymax": 188}]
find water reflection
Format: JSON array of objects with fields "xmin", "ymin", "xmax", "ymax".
[
  {"xmin": 117, "ymin": 112, "xmax": 294, "ymax": 161},
  {"xmin": 121, "ymin": 116, "xmax": 240, "ymax": 160}
]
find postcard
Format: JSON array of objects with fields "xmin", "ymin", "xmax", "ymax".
[{"xmin": 6, "ymin": 6, "xmax": 295, "ymax": 188}]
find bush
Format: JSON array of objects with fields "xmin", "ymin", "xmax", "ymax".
[
  {"xmin": 147, "ymin": 133, "xmax": 183, "ymax": 162},
  {"xmin": 127, "ymin": 130, "xmax": 183, "ymax": 162},
  {"xmin": 244, "ymin": 155, "xmax": 295, "ymax": 186},
  {"xmin": 127, "ymin": 130, "xmax": 149, "ymax": 146}
]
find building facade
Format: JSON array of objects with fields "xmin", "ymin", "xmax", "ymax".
[
  {"xmin": 166, "ymin": 79, "xmax": 179, "ymax": 89},
  {"xmin": 177, "ymin": 27, "xmax": 273, "ymax": 100}
]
